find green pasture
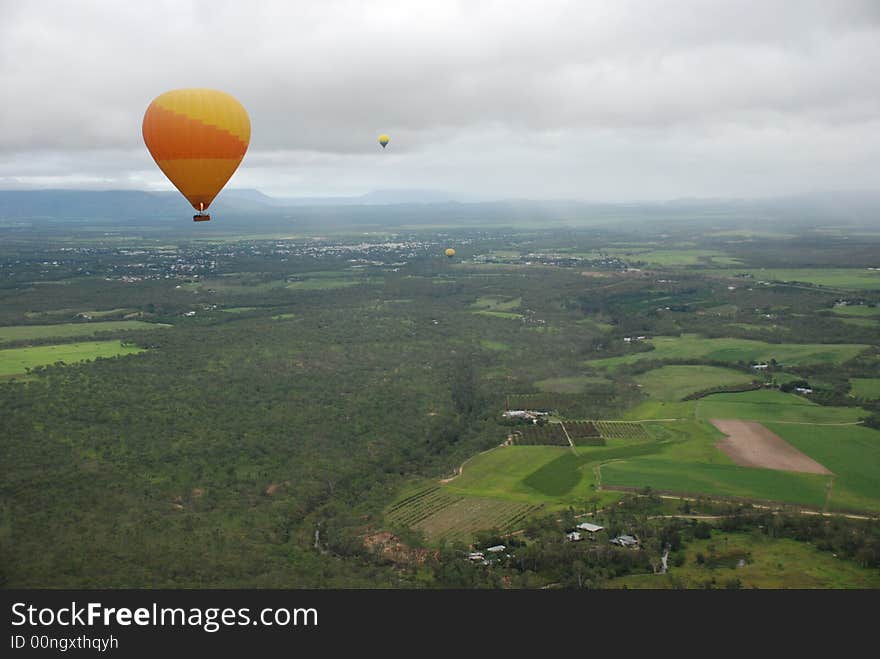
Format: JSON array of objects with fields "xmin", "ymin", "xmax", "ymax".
[
  {"xmin": 703, "ymin": 304, "xmax": 739, "ymax": 316},
  {"xmin": 576, "ymin": 318, "xmax": 615, "ymax": 332},
  {"xmin": 0, "ymin": 340, "xmax": 145, "ymax": 376},
  {"xmin": 838, "ymin": 317, "xmax": 879, "ymax": 328},
  {"xmin": 444, "ymin": 441, "xmax": 662, "ymax": 508},
  {"xmin": 179, "ymin": 279, "xmax": 288, "ymax": 293},
  {"xmin": 831, "ymin": 305, "xmax": 880, "ymax": 317},
  {"xmin": 286, "ymin": 278, "xmax": 362, "ymax": 290},
  {"xmin": 850, "ymin": 378, "xmax": 880, "ymax": 399},
  {"xmin": 600, "ymin": 459, "xmax": 830, "ymax": 508},
  {"xmin": 717, "ymin": 268, "xmax": 880, "ymax": 290},
  {"xmin": 0, "ymin": 321, "xmax": 169, "ymax": 343},
  {"xmin": 767, "ymin": 423, "xmax": 880, "ymax": 512},
  {"xmin": 586, "ymin": 334, "xmax": 869, "ymax": 369},
  {"xmin": 479, "ymin": 340, "xmax": 511, "ymax": 351},
  {"xmin": 694, "ymin": 390, "xmax": 866, "ymax": 424},
  {"xmin": 630, "ymin": 249, "xmax": 741, "ymax": 266},
  {"xmin": 634, "ymin": 365, "xmax": 756, "ymax": 401},
  {"xmin": 470, "ymin": 296, "xmax": 522, "ymax": 311},
  {"xmin": 221, "ymin": 307, "xmax": 259, "ymax": 314},
  {"xmin": 24, "ymin": 308, "xmax": 135, "ymax": 319},
  {"xmin": 609, "ymin": 532, "xmax": 880, "ymax": 589},
  {"xmin": 472, "ymin": 310, "xmax": 523, "ymax": 320},
  {"xmin": 622, "ymin": 400, "xmax": 699, "ymax": 420}
]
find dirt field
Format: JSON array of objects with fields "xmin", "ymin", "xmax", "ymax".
[{"xmin": 711, "ymin": 419, "xmax": 832, "ymax": 475}]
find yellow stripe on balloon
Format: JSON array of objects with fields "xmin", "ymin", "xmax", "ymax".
[{"xmin": 152, "ymin": 89, "xmax": 250, "ymax": 143}]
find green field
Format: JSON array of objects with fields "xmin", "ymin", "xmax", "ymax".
[
  {"xmin": 597, "ymin": 248, "xmax": 740, "ymax": 266},
  {"xmin": 694, "ymin": 389, "xmax": 866, "ymax": 423},
  {"xmin": 637, "ymin": 249, "xmax": 741, "ymax": 266},
  {"xmin": 444, "ymin": 441, "xmax": 661, "ymax": 508},
  {"xmin": 534, "ymin": 375, "xmax": 611, "ymax": 394},
  {"xmin": 719, "ymin": 268, "xmax": 880, "ymax": 290},
  {"xmin": 0, "ymin": 340, "xmax": 145, "ymax": 375},
  {"xmin": 601, "ymin": 459, "xmax": 830, "ymax": 508},
  {"xmin": 0, "ymin": 321, "xmax": 168, "ymax": 343},
  {"xmin": 470, "ymin": 296, "xmax": 522, "ymax": 311},
  {"xmin": 179, "ymin": 278, "xmax": 289, "ymax": 293},
  {"xmin": 285, "ymin": 278, "xmax": 362, "ymax": 290},
  {"xmin": 587, "ymin": 334, "xmax": 869, "ymax": 369},
  {"xmin": 479, "ymin": 339, "xmax": 511, "ymax": 351},
  {"xmin": 221, "ymin": 307, "xmax": 259, "ymax": 313},
  {"xmin": 609, "ymin": 532, "xmax": 880, "ymax": 589},
  {"xmin": 831, "ymin": 305, "xmax": 880, "ymax": 317},
  {"xmin": 473, "ymin": 310, "xmax": 523, "ymax": 320},
  {"xmin": 767, "ymin": 423, "xmax": 880, "ymax": 512},
  {"xmin": 576, "ymin": 318, "xmax": 615, "ymax": 332},
  {"xmin": 838, "ymin": 317, "xmax": 879, "ymax": 328},
  {"xmin": 446, "ymin": 446, "xmax": 576, "ymax": 504},
  {"xmin": 24, "ymin": 308, "xmax": 134, "ymax": 319},
  {"xmin": 851, "ymin": 378, "xmax": 880, "ymax": 399},
  {"xmin": 635, "ymin": 365, "xmax": 756, "ymax": 401}
]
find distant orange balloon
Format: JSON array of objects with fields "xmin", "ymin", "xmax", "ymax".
[
  {"xmin": 143, "ymin": 89, "xmax": 250, "ymax": 219},
  {"xmin": 445, "ymin": 248, "xmax": 456, "ymax": 258}
]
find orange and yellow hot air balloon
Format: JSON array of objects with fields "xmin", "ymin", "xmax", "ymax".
[
  {"xmin": 445, "ymin": 248, "xmax": 456, "ymax": 258},
  {"xmin": 378, "ymin": 134, "xmax": 390, "ymax": 148},
  {"xmin": 142, "ymin": 89, "xmax": 250, "ymax": 222}
]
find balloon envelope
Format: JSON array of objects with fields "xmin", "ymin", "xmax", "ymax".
[
  {"xmin": 378, "ymin": 134, "xmax": 390, "ymax": 148},
  {"xmin": 143, "ymin": 89, "xmax": 250, "ymax": 211},
  {"xmin": 445, "ymin": 248, "xmax": 456, "ymax": 258}
]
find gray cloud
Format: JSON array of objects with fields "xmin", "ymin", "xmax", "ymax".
[{"xmin": 1, "ymin": 0, "xmax": 879, "ymax": 199}]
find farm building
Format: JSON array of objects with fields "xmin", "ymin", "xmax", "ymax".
[
  {"xmin": 566, "ymin": 531, "xmax": 582, "ymax": 542},
  {"xmin": 486, "ymin": 545, "xmax": 506, "ymax": 553},
  {"xmin": 576, "ymin": 522, "xmax": 604, "ymax": 533},
  {"xmin": 752, "ymin": 363, "xmax": 769, "ymax": 370},
  {"xmin": 610, "ymin": 535, "xmax": 639, "ymax": 548},
  {"xmin": 467, "ymin": 552, "xmax": 485, "ymax": 561},
  {"xmin": 503, "ymin": 410, "xmax": 549, "ymax": 418},
  {"xmin": 502, "ymin": 410, "xmax": 549, "ymax": 423}
]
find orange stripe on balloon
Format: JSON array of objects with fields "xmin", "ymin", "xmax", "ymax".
[{"xmin": 143, "ymin": 103, "xmax": 248, "ymax": 161}]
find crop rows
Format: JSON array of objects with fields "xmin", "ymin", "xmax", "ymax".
[
  {"xmin": 508, "ymin": 424, "xmax": 570, "ymax": 446},
  {"xmin": 416, "ymin": 498, "xmax": 544, "ymax": 543},
  {"xmin": 386, "ymin": 488, "xmax": 464, "ymax": 527},
  {"xmin": 563, "ymin": 421, "xmax": 600, "ymax": 438},
  {"xmin": 594, "ymin": 421, "xmax": 650, "ymax": 440},
  {"xmin": 385, "ymin": 486, "xmax": 441, "ymax": 514}
]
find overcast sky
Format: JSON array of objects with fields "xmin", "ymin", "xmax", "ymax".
[{"xmin": 1, "ymin": 0, "xmax": 879, "ymax": 201}]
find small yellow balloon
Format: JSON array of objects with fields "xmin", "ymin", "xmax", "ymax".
[
  {"xmin": 445, "ymin": 248, "xmax": 456, "ymax": 258},
  {"xmin": 378, "ymin": 134, "xmax": 390, "ymax": 148}
]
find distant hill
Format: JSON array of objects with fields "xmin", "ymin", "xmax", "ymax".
[
  {"xmin": 1, "ymin": 188, "xmax": 879, "ymax": 231},
  {"xmin": 272, "ymin": 189, "xmax": 455, "ymax": 206},
  {"xmin": 0, "ymin": 188, "xmax": 457, "ymax": 220}
]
